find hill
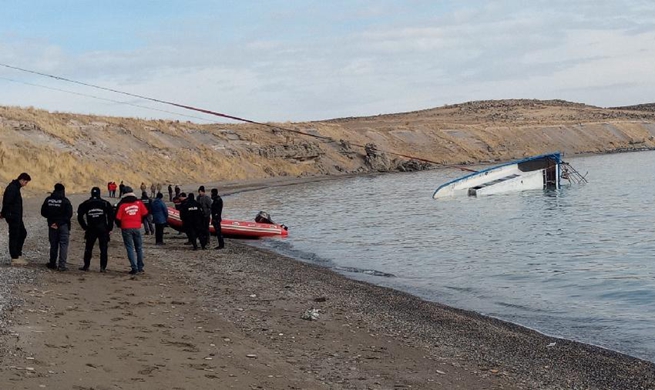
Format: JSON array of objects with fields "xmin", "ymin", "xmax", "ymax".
[{"xmin": 2, "ymin": 99, "xmax": 655, "ymax": 194}]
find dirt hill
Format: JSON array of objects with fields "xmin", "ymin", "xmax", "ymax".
[{"xmin": 2, "ymin": 99, "xmax": 655, "ymax": 194}]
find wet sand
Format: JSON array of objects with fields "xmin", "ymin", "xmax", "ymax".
[{"xmin": 1, "ymin": 178, "xmax": 654, "ymax": 389}]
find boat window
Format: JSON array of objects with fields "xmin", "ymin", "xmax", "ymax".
[{"xmin": 518, "ymin": 157, "xmax": 557, "ymax": 172}]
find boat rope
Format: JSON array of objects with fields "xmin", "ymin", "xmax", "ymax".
[
  {"xmin": 0, "ymin": 62, "xmax": 477, "ymax": 171},
  {"xmin": 0, "ymin": 75, "xmax": 214, "ymax": 123}
]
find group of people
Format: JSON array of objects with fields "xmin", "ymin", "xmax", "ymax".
[
  {"xmin": 1, "ymin": 173, "xmax": 225, "ymax": 274},
  {"xmin": 175, "ymin": 186, "xmax": 224, "ymax": 251}
]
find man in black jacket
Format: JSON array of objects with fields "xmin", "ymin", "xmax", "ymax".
[
  {"xmin": 179, "ymin": 193, "xmax": 205, "ymax": 250},
  {"xmin": 41, "ymin": 183, "xmax": 73, "ymax": 271},
  {"xmin": 77, "ymin": 187, "xmax": 114, "ymax": 272},
  {"xmin": 1, "ymin": 172, "xmax": 31, "ymax": 264},
  {"xmin": 210, "ymin": 188, "xmax": 225, "ymax": 250}
]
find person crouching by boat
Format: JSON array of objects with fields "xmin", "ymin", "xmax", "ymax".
[
  {"xmin": 151, "ymin": 192, "xmax": 168, "ymax": 245},
  {"xmin": 77, "ymin": 187, "xmax": 114, "ymax": 272},
  {"xmin": 115, "ymin": 186, "xmax": 149, "ymax": 275},
  {"xmin": 179, "ymin": 193, "xmax": 205, "ymax": 250},
  {"xmin": 211, "ymin": 188, "xmax": 224, "ymax": 250},
  {"xmin": 41, "ymin": 183, "xmax": 73, "ymax": 271}
]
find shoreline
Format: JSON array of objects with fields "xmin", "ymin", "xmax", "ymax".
[{"xmin": 1, "ymin": 172, "xmax": 654, "ymax": 388}]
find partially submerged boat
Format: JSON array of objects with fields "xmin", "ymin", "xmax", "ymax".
[
  {"xmin": 167, "ymin": 207, "xmax": 289, "ymax": 238},
  {"xmin": 432, "ymin": 152, "xmax": 584, "ymax": 199}
]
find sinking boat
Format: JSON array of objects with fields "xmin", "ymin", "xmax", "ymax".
[
  {"xmin": 166, "ymin": 207, "xmax": 289, "ymax": 238},
  {"xmin": 432, "ymin": 152, "xmax": 585, "ymax": 199}
]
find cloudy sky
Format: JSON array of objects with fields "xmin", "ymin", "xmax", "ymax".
[{"xmin": 1, "ymin": 1, "xmax": 654, "ymax": 123}]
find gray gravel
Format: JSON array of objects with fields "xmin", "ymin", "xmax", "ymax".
[{"xmin": 152, "ymin": 238, "xmax": 655, "ymax": 390}]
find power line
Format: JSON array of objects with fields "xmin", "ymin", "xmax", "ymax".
[
  {"xmin": 0, "ymin": 62, "xmax": 455, "ymax": 168},
  {"xmin": 0, "ymin": 76, "xmax": 214, "ymax": 122}
]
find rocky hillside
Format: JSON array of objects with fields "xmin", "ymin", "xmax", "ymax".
[{"xmin": 2, "ymin": 99, "xmax": 655, "ymax": 194}]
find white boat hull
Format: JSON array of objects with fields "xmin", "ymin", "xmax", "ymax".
[{"xmin": 433, "ymin": 153, "xmax": 561, "ymax": 199}]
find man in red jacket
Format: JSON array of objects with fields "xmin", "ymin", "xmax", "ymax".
[{"xmin": 115, "ymin": 186, "xmax": 149, "ymax": 275}]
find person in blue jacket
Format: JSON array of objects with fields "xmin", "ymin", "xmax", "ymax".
[{"xmin": 150, "ymin": 192, "xmax": 169, "ymax": 245}]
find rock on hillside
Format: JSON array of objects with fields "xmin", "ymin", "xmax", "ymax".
[{"xmin": 1, "ymin": 99, "xmax": 655, "ymax": 194}]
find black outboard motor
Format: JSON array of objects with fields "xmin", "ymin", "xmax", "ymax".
[
  {"xmin": 255, "ymin": 211, "xmax": 289, "ymax": 231},
  {"xmin": 255, "ymin": 211, "xmax": 274, "ymax": 224}
]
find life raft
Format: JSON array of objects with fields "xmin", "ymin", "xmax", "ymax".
[{"xmin": 166, "ymin": 207, "xmax": 288, "ymax": 238}]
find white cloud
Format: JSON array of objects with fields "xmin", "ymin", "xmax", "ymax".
[{"xmin": 1, "ymin": 1, "xmax": 655, "ymax": 121}]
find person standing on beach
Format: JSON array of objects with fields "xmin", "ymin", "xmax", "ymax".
[
  {"xmin": 210, "ymin": 188, "xmax": 224, "ymax": 250},
  {"xmin": 118, "ymin": 181, "xmax": 125, "ymax": 197},
  {"xmin": 140, "ymin": 191, "xmax": 154, "ymax": 236},
  {"xmin": 196, "ymin": 186, "xmax": 212, "ymax": 250},
  {"xmin": 174, "ymin": 185, "xmax": 181, "ymax": 198},
  {"xmin": 151, "ymin": 192, "xmax": 168, "ymax": 245},
  {"xmin": 140, "ymin": 182, "xmax": 147, "ymax": 195},
  {"xmin": 77, "ymin": 187, "xmax": 114, "ymax": 272},
  {"xmin": 156, "ymin": 182, "xmax": 162, "ymax": 197},
  {"xmin": 179, "ymin": 193, "xmax": 204, "ymax": 250},
  {"xmin": 41, "ymin": 183, "xmax": 73, "ymax": 271},
  {"xmin": 1, "ymin": 172, "xmax": 31, "ymax": 265},
  {"xmin": 115, "ymin": 186, "xmax": 149, "ymax": 275},
  {"xmin": 168, "ymin": 184, "xmax": 173, "ymax": 202},
  {"xmin": 150, "ymin": 183, "xmax": 156, "ymax": 198}
]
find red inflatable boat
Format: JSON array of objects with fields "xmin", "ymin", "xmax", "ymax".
[{"xmin": 167, "ymin": 207, "xmax": 288, "ymax": 239}]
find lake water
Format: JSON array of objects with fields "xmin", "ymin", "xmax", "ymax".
[{"xmin": 226, "ymin": 150, "xmax": 655, "ymax": 362}]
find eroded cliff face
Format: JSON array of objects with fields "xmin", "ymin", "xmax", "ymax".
[{"xmin": 1, "ymin": 99, "xmax": 655, "ymax": 194}]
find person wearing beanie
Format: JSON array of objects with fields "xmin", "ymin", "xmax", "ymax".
[
  {"xmin": 1, "ymin": 172, "xmax": 31, "ymax": 264},
  {"xmin": 115, "ymin": 186, "xmax": 149, "ymax": 275},
  {"xmin": 77, "ymin": 186, "xmax": 115, "ymax": 272},
  {"xmin": 150, "ymin": 192, "xmax": 169, "ymax": 245},
  {"xmin": 210, "ymin": 188, "xmax": 225, "ymax": 250},
  {"xmin": 179, "ymin": 193, "xmax": 205, "ymax": 250},
  {"xmin": 196, "ymin": 186, "xmax": 212, "ymax": 249},
  {"xmin": 40, "ymin": 183, "xmax": 73, "ymax": 271}
]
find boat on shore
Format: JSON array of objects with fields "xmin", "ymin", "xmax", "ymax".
[
  {"xmin": 433, "ymin": 152, "xmax": 584, "ymax": 199},
  {"xmin": 166, "ymin": 207, "xmax": 289, "ymax": 238}
]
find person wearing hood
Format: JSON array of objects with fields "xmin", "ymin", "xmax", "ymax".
[
  {"xmin": 1, "ymin": 172, "xmax": 31, "ymax": 264},
  {"xmin": 77, "ymin": 186, "xmax": 114, "ymax": 272},
  {"xmin": 41, "ymin": 183, "xmax": 73, "ymax": 271},
  {"xmin": 150, "ymin": 192, "xmax": 169, "ymax": 245},
  {"xmin": 115, "ymin": 186, "xmax": 149, "ymax": 275},
  {"xmin": 179, "ymin": 193, "xmax": 205, "ymax": 250}
]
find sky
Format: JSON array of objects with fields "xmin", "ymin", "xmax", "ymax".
[{"xmin": 1, "ymin": 0, "xmax": 654, "ymax": 123}]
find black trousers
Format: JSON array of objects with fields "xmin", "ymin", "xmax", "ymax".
[
  {"xmin": 198, "ymin": 216, "xmax": 210, "ymax": 249},
  {"xmin": 155, "ymin": 223, "xmax": 165, "ymax": 244},
  {"xmin": 7, "ymin": 219, "xmax": 27, "ymax": 259},
  {"xmin": 212, "ymin": 220, "xmax": 225, "ymax": 248},
  {"xmin": 83, "ymin": 229, "xmax": 109, "ymax": 269},
  {"xmin": 185, "ymin": 226, "xmax": 198, "ymax": 249}
]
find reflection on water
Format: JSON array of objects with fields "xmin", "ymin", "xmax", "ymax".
[{"xmin": 226, "ymin": 150, "xmax": 655, "ymax": 362}]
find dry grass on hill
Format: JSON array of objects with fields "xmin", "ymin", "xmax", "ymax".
[{"xmin": 2, "ymin": 99, "xmax": 655, "ymax": 195}]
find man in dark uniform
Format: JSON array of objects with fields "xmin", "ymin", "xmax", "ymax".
[
  {"xmin": 196, "ymin": 186, "xmax": 212, "ymax": 250},
  {"xmin": 179, "ymin": 193, "xmax": 205, "ymax": 250},
  {"xmin": 77, "ymin": 187, "xmax": 115, "ymax": 272},
  {"xmin": 41, "ymin": 183, "xmax": 73, "ymax": 271},
  {"xmin": 210, "ymin": 188, "xmax": 224, "ymax": 250},
  {"xmin": 1, "ymin": 172, "xmax": 31, "ymax": 264}
]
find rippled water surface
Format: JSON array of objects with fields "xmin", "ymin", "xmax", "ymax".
[{"xmin": 226, "ymin": 151, "xmax": 655, "ymax": 362}]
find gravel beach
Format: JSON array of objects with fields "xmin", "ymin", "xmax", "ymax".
[{"xmin": 1, "ymin": 179, "xmax": 654, "ymax": 389}]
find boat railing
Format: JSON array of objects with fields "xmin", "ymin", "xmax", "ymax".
[{"xmin": 561, "ymin": 162, "xmax": 588, "ymax": 184}]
